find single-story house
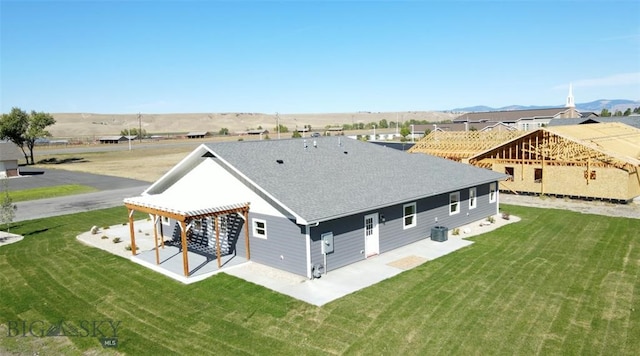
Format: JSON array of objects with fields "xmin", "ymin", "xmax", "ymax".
[
  {"xmin": 98, "ymin": 136, "xmax": 131, "ymax": 144},
  {"xmin": 124, "ymin": 137, "xmax": 506, "ymax": 279},
  {"xmin": 186, "ymin": 131, "xmax": 210, "ymax": 139},
  {"xmin": 0, "ymin": 141, "xmax": 23, "ymax": 177}
]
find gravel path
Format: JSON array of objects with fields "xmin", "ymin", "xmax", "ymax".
[{"xmin": 500, "ymin": 194, "xmax": 640, "ymax": 220}]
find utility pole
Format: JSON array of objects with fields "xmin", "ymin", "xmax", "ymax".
[{"xmin": 138, "ymin": 113, "xmax": 142, "ymax": 143}]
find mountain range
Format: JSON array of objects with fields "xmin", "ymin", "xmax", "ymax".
[{"xmin": 452, "ymin": 99, "xmax": 640, "ymax": 113}]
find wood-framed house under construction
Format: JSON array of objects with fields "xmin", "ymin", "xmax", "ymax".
[{"xmin": 468, "ymin": 123, "xmax": 640, "ymax": 202}]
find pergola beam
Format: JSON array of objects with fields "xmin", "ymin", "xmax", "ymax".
[{"xmin": 124, "ymin": 201, "xmax": 251, "ymax": 277}]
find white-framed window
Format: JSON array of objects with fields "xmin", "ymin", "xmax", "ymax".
[
  {"xmin": 449, "ymin": 192, "xmax": 460, "ymax": 215},
  {"xmin": 252, "ymin": 219, "xmax": 267, "ymax": 239},
  {"xmin": 469, "ymin": 187, "xmax": 477, "ymax": 209},
  {"xmin": 161, "ymin": 216, "xmax": 170, "ymax": 225},
  {"xmin": 403, "ymin": 202, "xmax": 417, "ymax": 229},
  {"xmin": 489, "ymin": 183, "xmax": 497, "ymax": 203}
]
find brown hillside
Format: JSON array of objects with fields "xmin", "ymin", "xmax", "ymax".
[{"xmin": 49, "ymin": 111, "xmax": 457, "ymax": 139}]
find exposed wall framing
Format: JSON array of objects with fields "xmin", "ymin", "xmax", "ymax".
[{"xmin": 468, "ymin": 123, "xmax": 640, "ymax": 201}]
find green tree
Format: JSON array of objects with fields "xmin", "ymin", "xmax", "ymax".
[
  {"xmin": 292, "ymin": 131, "xmax": 302, "ymax": 138},
  {"xmin": 600, "ymin": 108, "xmax": 611, "ymax": 117},
  {"xmin": 400, "ymin": 126, "xmax": 411, "ymax": 140},
  {"xmin": 218, "ymin": 127, "xmax": 229, "ymax": 135},
  {"xmin": 378, "ymin": 119, "xmax": 389, "ymax": 129},
  {"xmin": 0, "ymin": 178, "xmax": 17, "ymax": 233},
  {"xmin": 0, "ymin": 107, "xmax": 56, "ymax": 165},
  {"xmin": 633, "ymin": 106, "xmax": 640, "ymax": 114},
  {"xmin": 614, "ymin": 110, "xmax": 623, "ymax": 116},
  {"xmin": 274, "ymin": 124, "xmax": 288, "ymax": 133},
  {"xmin": 120, "ymin": 127, "xmax": 147, "ymax": 138},
  {"xmin": 623, "ymin": 108, "xmax": 632, "ymax": 116}
]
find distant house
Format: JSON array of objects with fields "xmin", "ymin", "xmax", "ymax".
[
  {"xmin": 186, "ymin": 131, "xmax": 210, "ymax": 139},
  {"xmin": 98, "ymin": 136, "xmax": 129, "ymax": 144},
  {"xmin": 124, "ymin": 137, "xmax": 506, "ymax": 279},
  {"xmin": 468, "ymin": 123, "xmax": 640, "ymax": 202},
  {"xmin": 245, "ymin": 129, "xmax": 269, "ymax": 136},
  {"xmin": 0, "ymin": 141, "xmax": 23, "ymax": 177},
  {"xmin": 547, "ymin": 116, "xmax": 640, "ymax": 130}
]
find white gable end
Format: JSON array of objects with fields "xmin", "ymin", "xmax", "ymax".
[{"xmin": 165, "ymin": 158, "xmax": 287, "ymax": 218}]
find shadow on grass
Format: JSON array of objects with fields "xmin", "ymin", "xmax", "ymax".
[{"xmin": 37, "ymin": 157, "xmax": 89, "ymax": 165}]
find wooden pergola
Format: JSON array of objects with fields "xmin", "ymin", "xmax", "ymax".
[{"xmin": 124, "ymin": 198, "xmax": 250, "ymax": 277}]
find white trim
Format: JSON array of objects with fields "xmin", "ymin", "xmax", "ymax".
[
  {"xmin": 469, "ymin": 187, "xmax": 477, "ymax": 210},
  {"xmin": 489, "ymin": 183, "xmax": 497, "ymax": 203},
  {"xmin": 449, "ymin": 192, "xmax": 461, "ymax": 215},
  {"xmin": 252, "ymin": 218, "xmax": 267, "ymax": 239},
  {"xmin": 161, "ymin": 216, "xmax": 170, "ymax": 225},
  {"xmin": 403, "ymin": 202, "xmax": 417, "ymax": 229}
]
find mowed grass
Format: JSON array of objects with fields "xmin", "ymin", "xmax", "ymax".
[
  {"xmin": 0, "ymin": 205, "xmax": 638, "ymax": 355},
  {"xmin": 7, "ymin": 184, "xmax": 98, "ymax": 202}
]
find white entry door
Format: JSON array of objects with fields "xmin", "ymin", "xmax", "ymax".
[{"xmin": 364, "ymin": 213, "xmax": 379, "ymax": 257}]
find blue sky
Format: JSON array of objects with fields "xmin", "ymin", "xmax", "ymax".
[{"xmin": 2, "ymin": 0, "xmax": 639, "ymax": 114}]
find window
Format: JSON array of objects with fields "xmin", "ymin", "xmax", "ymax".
[
  {"xmin": 505, "ymin": 167, "xmax": 514, "ymax": 181},
  {"xmin": 449, "ymin": 192, "xmax": 460, "ymax": 215},
  {"xmin": 489, "ymin": 183, "xmax": 497, "ymax": 203},
  {"xmin": 403, "ymin": 202, "xmax": 416, "ymax": 229},
  {"xmin": 534, "ymin": 168, "xmax": 543, "ymax": 183},
  {"xmin": 584, "ymin": 170, "xmax": 596, "ymax": 180},
  {"xmin": 252, "ymin": 219, "xmax": 267, "ymax": 239},
  {"xmin": 469, "ymin": 188, "xmax": 477, "ymax": 209},
  {"xmin": 161, "ymin": 216, "xmax": 170, "ymax": 225}
]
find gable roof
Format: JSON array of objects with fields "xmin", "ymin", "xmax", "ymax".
[
  {"xmin": 547, "ymin": 116, "xmax": 640, "ymax": 130},
  {"xmin": 456, "ymin": 107, "xmax": 574, "ymax": 122},
  {"xmin": 469, "ymin": 123, "xmax": 640, "ymax": 171},
  {"xmin": 0, "ymin": 141, "xmax": 23, "ymax": 161},
  {"xmin": 143, "ymin": 137, "xmax": 505, "ymax": 225}
]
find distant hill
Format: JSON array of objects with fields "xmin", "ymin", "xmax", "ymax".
[{"xmin": 453, "ymin": 99, "xmax": 640, "ymax": 113}]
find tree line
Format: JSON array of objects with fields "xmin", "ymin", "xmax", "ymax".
[{"xmin": 599, "ymin": 106, "xmax": 640, "ymax": 117}]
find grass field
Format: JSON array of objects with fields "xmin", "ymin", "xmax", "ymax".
[
  {"xmin": 7, "ymin": 184, "xmax": 98, "ymax": 202},
  {"xmin": 1, "ymin": 204, "xmax": 638, "ymax": 355}
]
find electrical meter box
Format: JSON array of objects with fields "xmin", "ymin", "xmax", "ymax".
[{"xmin": 321, "ymin": 232, "xmax": 334, "ymax": 254}]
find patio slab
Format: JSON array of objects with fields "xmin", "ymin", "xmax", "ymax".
[{"xmin": 78, "ymin": 214, "xmax": 519, "ymax": 305}]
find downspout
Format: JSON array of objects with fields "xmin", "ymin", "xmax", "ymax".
[{"xmin": 305, "ymin": 225, "xmax": 311, "ymax": 279}]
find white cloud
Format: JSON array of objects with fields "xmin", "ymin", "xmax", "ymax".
[{"xmin": 554, "ymin": 73, "xmax": 640, "ymax": 90}]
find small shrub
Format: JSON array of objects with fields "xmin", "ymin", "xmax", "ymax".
[
  {"xmin": 452, "ymin": 228, "xmax": 460, "ymax": 235},
  {"xmin": 487, "ymin": 216, "xmax": 495, "ymax": 224},
  {"xmin": 112, "ymin": 237, "xmax": 122, "ymax": 244},
  {"xmin": 124, "ymin": 244, "xmax": 139, "ymax": 251},
  {"xmin": 502, "ymin": 212, "xmax": 510, "ymax": 220},
  {"xmin": 102, "ymin": 226, "xmax": 110, "ymax": 230},
  {"xmin": 101, "ymin": 235, "xmax": 108, "ymax": 240}
]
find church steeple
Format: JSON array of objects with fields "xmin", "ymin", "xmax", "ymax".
[{"xmin": 565, "ymin": 83, "xmax": 575, "ymax": 108}]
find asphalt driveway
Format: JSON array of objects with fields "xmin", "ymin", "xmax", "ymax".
[{"xmin": 5, "ymin": 167, "xmax": 150, "ymax": 222}]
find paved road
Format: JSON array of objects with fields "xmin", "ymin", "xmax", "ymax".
[
  {"xmin": 6, "ymin": 168, "xmax": 150, "ymax": 222},
  {"xmin": 14, "ymin": 186, "xmax": 148, "ymax": 222}
]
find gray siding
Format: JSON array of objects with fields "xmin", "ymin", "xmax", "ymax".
[
  {"xmin": 236, "ymin": 212, "xmax": 307, "ymax": 276},
  {"xmin": 309, "ymin": 182, "xmax": 498, "ymax": 273}
]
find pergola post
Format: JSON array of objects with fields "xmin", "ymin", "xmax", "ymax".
[
  {"xmin": 244, "ymin": 208, "xmax": 250, "ymax": 260},
  {"xmin": 180, "ymin": 220, "xmax": 189, "ymax": 276},
  {"xmin": 152, "ymin": 214, "xmax": 160, "ymax": 265},
  {"xmin": 215, "ymin": 215, "xmax": 221, "ymax": 268},
  {"xmin": 128, "ymin": 209, "xmax": 136, "ymax": 255}
]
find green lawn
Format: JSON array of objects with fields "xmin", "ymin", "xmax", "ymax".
[
  {"xmin": 7, "ymin": 184, "xmax": 98, "ymax": 202},
  {"xmin": 0, "ymin": 205, "xmax": 638, "ymax": 355}
]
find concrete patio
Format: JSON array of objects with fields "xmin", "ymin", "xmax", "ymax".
[{"xmin": 77, "ymin": 214, "xmax": 519, "ymax": 306}]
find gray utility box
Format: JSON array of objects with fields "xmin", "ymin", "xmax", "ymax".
[{"xmin": 431, "ymin": 226, "xmax": 448, "ymax": 242}]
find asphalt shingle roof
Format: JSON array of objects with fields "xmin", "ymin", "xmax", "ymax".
[
  {"xmin": 203, "ymin": 137, "xmax": 505, "ymax": 223},
  {"xmin": 0, "ymin": 141, "xmax": 23, "ymax": 161}
]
